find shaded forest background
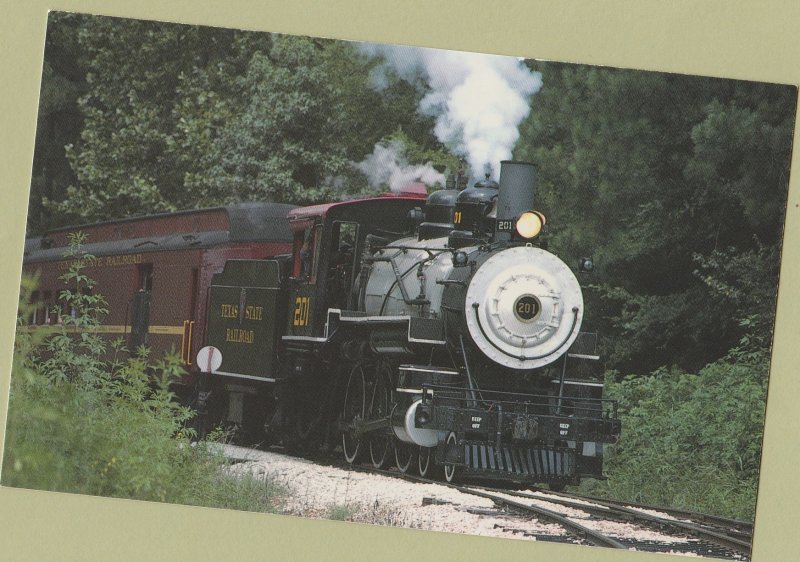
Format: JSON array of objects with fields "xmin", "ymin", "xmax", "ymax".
[{"xmin": 24, "ymin": 12, "xmax": 797, "ymax": 519}]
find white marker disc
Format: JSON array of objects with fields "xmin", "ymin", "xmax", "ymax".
[{"xmin": 196, "ymin": 346, "xmax": 223, "ymax": 373}]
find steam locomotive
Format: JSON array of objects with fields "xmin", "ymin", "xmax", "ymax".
[{"xmin": 22, "ymin": 160, "xmax": 620, "ymax": 487}]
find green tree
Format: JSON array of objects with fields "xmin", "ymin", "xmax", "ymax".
[
  {"xmin": 198, "ymin": 36, "xmax": 444, "ymax": 205},
  {"xmin": 43, "ymin": 17, "xmax": 241, "ymax": 224},
  {"xmin": 197, "ymin": 35, "xmax": 353, "ymax": 205},
  {"xmin": 37, "ymin": 16, "xmax": 440, "ymax": 223},
  {"xmin": 27, "ymin": 12, "xmax": 88, "ymax": 234},
  {"xmin": 516, "ymin": 62, "xmax": 794, "ymax": 372},
  {"xmin": 322, "ymin": 41, "xmax": 439, "ymax": 163}
]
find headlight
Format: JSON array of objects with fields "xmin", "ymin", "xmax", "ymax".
[{"xmin": 516, "ymin": 211, "xmax": 545, "ymax": 239}]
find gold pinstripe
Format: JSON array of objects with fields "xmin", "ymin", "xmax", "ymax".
[{"xmin": 18, "ymin": 324, "xmax": 186, "ymax": 335}]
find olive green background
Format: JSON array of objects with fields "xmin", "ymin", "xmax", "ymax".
[{"xmin": 1, "ymin": 2, "xmax": 798, "ymax": 560}]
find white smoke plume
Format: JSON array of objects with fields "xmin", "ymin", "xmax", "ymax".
[
  {"xmin": 360, "ymin": 44, "xmax": 542, "ymax": 181},
  {"xmin": 357, "ymin": 141, "xmax": 446, "ymax": 192}
]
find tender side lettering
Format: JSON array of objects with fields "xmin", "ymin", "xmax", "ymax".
[
  {"xmin": 225, "ymin": 328, "xmax": 254, "ymax": 344},
  {"xmin": 244, "ymin": 305, "xmax": 263, "ymax": 320},
  {"xmin": 220, "ymin": 304, "xmax": 263, "ymax": 320}
]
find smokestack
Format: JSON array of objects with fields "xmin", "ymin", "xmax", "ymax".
[{"xmin": 495, "ymin": 161, "xmax": 536, "ymax": 241}]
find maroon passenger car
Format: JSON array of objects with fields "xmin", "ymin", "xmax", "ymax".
[{"xmin": 21, "ymin": 202, "xmax": 297, "ymax": 396}]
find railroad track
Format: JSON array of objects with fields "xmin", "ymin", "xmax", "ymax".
[
  {"xmin": 226, "ymin": 445, "xmax": 752, "ymax": 559},
  {"xmin": 356, "ymin": 464, "xmax": 752, "ymax": 559},
  {"xmin": 535, "ymin": 488, "xmax": 753, "ymax": 537},
  {"xmin": 479, "ymin": 484, "xmax": 752, "ymax": 557}
]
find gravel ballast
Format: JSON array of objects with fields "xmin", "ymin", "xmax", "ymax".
[{"xmin": 222, "ymin": 445, "xmax": 729, "ymax": 558}]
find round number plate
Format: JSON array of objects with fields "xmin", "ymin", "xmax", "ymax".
[{"xmin": 514, "ymin": 294, "xmax": 541, "ymax": 322}]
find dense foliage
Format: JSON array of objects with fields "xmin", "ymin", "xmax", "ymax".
[
  {"xmin": 581, "ymin": 347, "xmax": 768, "ymax": 520},
  {"xmin": 517, "ymin": 63, "xmax": 793, "ymax": 373},
  {"xmin": 32, "ymin": 13, "xmax": 439, "ymax": 228}
]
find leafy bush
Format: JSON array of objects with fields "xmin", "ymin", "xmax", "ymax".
[
  {"xmin": 2, "ymin": 233, "xmax": 283, "ymax": 512},
  {"xmin": 581, "ymin": 347, "xmax": 769, "ymax": 521}
]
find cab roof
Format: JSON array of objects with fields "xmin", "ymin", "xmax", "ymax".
[{"xmin": 288, "ymin": 189, "xmax": 427, "ymax": 223}]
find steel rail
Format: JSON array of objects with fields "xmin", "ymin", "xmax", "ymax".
[
  {"xmin": 483, "ymin": 486, "xmax": 752, "ymax": 555},
  {"xmin": 364, "ymin": 467, "xmax": 627, "ymax": 549},
  {"xmin": 451, "ymin": 484, "xmax": 628, "ymax": 549},
  {"xmin": 233, "ymin": 447, "xmax": 749, "ymax": 555},
  {"xmin": 561, "ymin": 491, "xmax": 753, "ymax": 535}
]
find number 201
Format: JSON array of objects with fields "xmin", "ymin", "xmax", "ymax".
[
  {"xmin": 518, "ymin": 302, "xmax": 534, "ymax": 314},
  {"xmin": 293, "ymin": 296, "xmax": 310, "ymax": 326}
]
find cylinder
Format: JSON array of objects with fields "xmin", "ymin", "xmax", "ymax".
[
  {"xmin": 391, "ymin": 399, "xmax": 445, "ymax": 447},
  {"xmin": 495, "ymin": 161, "xmax": 536, "ymax": 240}
]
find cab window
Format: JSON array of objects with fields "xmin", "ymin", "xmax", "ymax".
[
  {"xmin": 292, "ymin": 225, "xmax": 322, "ymax": 284},
  {"xmin": 326, "ymin": 221, "xmax": 359, "ymax": 309}
]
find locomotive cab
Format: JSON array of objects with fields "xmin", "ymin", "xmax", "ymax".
[
  {"xmin": 284, "ymin": 193, "xmax": 428, "ymax": 340},
  {"xmin": 285, "ymin": 219, "xmax": 359, "ymax": 331}
]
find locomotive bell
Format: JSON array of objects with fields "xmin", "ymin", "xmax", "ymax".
[{"xmin": 495, "ymin": 161, "xmax": 536, "ymax": 241}]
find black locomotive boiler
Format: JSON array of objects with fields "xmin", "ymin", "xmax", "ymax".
[{"xmin": 202, "ymin": 160, "xmax": 621, "ymax": 487}]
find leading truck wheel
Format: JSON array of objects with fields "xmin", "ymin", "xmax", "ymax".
[
  {"xmin": 342, "ymin": 363, "xmax": 366, "ymax": 464},
  {"xmin": 444, "ymin": 432, "xmax": 458, "ymax": 483}
]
